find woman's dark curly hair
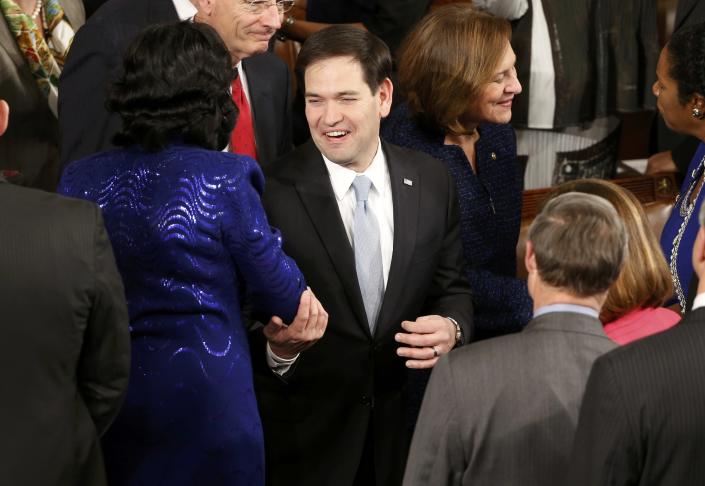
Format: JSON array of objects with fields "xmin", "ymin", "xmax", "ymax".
[
  {"xmin": 667, "ymin": 21, "xmax": 705, "ymax": 105},
  {"xmin": 108, "ymin": 21, "xmax": 237, "ymax": 151}
]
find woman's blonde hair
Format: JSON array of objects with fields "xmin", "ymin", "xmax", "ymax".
[
  {"xmin": 397, "ymin": 4, "xmax": 511, "ymax": 134},
  {"xmin": 550, "ymin": 179, "xmax": 673, "ymax": 323}
]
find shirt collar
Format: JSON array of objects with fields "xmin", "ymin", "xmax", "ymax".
[
  {"xmin": 533, "ymin": 303, "xmax": 600, "ymax": 320},
  {"xmin": 172, "ymin": 0, "xmax": 197, "ymax": 20},
  {"xmin": 692, "ymin": 292, "xmax": 705, "ymax": 311},
  {"xmin": 323, "ymin": 139, "xmax": 388, "ymax": 201}
]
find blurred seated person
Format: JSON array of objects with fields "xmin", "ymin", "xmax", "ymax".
[
  {"xmin": 655, "ymin": 21, "xmax": 705, "ymax": 310},
  {"xmin": 0, "ymin": 0, "xmax": 84, "ymax": 190},
  {"xmin": 382, "ymin": 5, "xmax": 530, "ymax": 338},
  {"xmin": 0, "ymin": 98, "xmax": 130, "ymax": 486},
  {"xmin": 280, "ymin": 0, "xmax": 432, "ymax": 55},
  {"xmin": 550, "ymin": 179, "xmax": 680, "ymax": 345},
  {"xmin": 58, "ymin": 21, "xmax": 326, "ymax": 486},
  {"xmin": 403, "ymin": 192, "xmax": 624, "ymax": 486}
]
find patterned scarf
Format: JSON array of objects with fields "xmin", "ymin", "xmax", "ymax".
[{"xmin": 0, "ymin": 0, "xmax": 76, "ymax": 117}]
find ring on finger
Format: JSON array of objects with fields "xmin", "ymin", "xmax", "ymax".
[{"xmin": 431, "ymin": 346, "xmax": 438, "ymax": 358}]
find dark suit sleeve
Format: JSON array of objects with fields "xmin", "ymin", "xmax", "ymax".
[
  {"xmin": 77, "ymin": 205, "xmax": 130, "ymax": 436},
  {"xmin": 59, "ymin": 20, "xmax": 120, "ymax": 168},
  {"xmin": 422, "ymin": 170, "xmax": 474, "ymax": 341},
  {"xmin": 403, "ymin": 355, "xmax": 465, "ymax": 486},
  {"xmin": 566, "ymin": 355, "xmax": 642, "ymax": 486}
]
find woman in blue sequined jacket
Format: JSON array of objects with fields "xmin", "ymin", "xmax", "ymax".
[
  {"xmin": 382, "ymin": 5, "xmax": 531, "ymax": 338},
  {"xmin": 58, "ymin": 22, "xmax": 326, "ymax": 486}
]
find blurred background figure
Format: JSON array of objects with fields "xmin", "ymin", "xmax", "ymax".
[
  {"xmin": 476, "ymin": 0, "xmax": 658, "ymax": 189},
  {"xmin": 0, "ymin": 98, "xmax": 130, "ymax": 486},
  {"xmin": 0, "ymin": 0, "xmax": 84, "ymax": 189},
  {"xmin": 404, "ymin": 192, "xmax": 625, "ymax": 486},
  {"xmin": 58, "ymin": 22, "xmax": 325, "ymax": 486},
  {"xmin": 655, "ymin": 21, "xmax": 705, "ymax": 310},
  {"xmin": 550, "ymin": 179, "xmax": 680, "ymax": 344},
  {"xmin": 278, "ymin": 0, "xmax": 432, "ymax": 56},
  {"xmin": 382, "ymin": 5, "xmax": 531, "ymax": 338}
]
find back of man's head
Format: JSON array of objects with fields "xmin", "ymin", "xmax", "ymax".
[{"xmin": 528, "ymin": 192, "xmax": 627, "ymax": 297}]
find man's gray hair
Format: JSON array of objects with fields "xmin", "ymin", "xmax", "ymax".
[{"xmin": 528, "ymin": 192, "xmax": 628, "ymax": 296}]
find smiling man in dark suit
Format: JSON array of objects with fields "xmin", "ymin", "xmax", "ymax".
[
  {"xmin": 254, "ymin": 26, "xmax": 474, "ymax": 486},
  {"xmin": 59, "ymin": 0, "xmax": 293, "ymax": 168}
]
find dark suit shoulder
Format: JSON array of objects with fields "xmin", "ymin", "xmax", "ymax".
[
  {"xmin": 243, "ymin": 51, "xmax": 288, "ymax": 73},
  {"xmin": 595, "ymin": 309, "xmax": 705, "ymax": 380}
]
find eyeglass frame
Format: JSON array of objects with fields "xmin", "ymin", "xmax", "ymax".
[{"xmin": 240, "ymin": 0, "xmax": 295, "ymax": 15}]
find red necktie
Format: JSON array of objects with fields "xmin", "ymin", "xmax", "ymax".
[{"xmin": 230, "ymin": 75, "xmax": 258, "ymax": 161}]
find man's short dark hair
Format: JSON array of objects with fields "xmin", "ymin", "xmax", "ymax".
[
  {"xmin": 528, "ymin": 192, "xmax": 627, "ymax": 297},
  {"xmin": 295, "ymin": 25, "xmax": 392, "ymax": 94},
  {"xmin": 108, "ymin": 21, "xmax": 237, "ymax": 152}
]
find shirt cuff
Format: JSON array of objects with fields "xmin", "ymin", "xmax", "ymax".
[{"xmin": 266, "ymin": 341, "xmax": 300, "ymax": 376}]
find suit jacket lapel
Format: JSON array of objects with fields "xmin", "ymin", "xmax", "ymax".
[
  {"xmin": 242, "ymin": 58, "xmax": 274, "ymax": 165},
  {"xmin": 292, "ymin": 141, "xmax": 371, "ymax": 336},
  {"xmin": 376, "ymin": 142, "xmax": 419, "ymax": 337}
]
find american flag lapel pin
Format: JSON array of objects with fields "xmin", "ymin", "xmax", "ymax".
[{"xmin": 403, "ymin": 178, "xmax": 413, "ymax": 187}]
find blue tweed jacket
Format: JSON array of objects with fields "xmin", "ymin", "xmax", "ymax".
[{"xmin": 382, "ymin": 104, "xmax": 532, "ymax": 337}]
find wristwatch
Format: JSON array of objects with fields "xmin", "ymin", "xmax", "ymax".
[{"xmin": 446, "ymin": 316, "xmax": 464, "ymax": 347}]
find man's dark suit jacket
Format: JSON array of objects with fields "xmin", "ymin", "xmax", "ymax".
[
  {"xmin": 567, "ymin": 307, "xmax": 705, "ymax": 485},
  {"xmin": 0, "ymin": 181, "xmax": 130, "ymax": 486},
  {"xmin": 59, "ymin": 0, "xmax": 292, "ymax": 168},
  {"xmin": 255, "ymin": 139, "xmax": 474, "ymax": 486}
]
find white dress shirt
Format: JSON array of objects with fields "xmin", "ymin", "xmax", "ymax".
[
  {"xmin": 322, "ymin": 139, "xmax": 394, "ymax": 286},
  {"xmin": 692, "ymin": 292, "xmax": 705, "ymax": 311}
]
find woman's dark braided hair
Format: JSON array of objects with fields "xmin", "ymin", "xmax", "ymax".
[
  {"xmin": 108, "ymin": 21, "xmax": 238, "ymax": 152},
  {"xmin": 668, "ymin": 21, "xmax": 705, "ymax": 105}
]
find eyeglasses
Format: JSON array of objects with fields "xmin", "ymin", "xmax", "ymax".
[{"xmin": 241, "ymin": 0, "xmax": 295, "ymax": 15}]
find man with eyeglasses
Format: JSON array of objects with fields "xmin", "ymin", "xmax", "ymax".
[{"xmin": 59, "ymin": 0, "xmax": 294, "ymax": 170}]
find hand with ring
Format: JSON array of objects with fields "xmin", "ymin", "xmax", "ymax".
[{"xmin": 394, "ymin": 315, "xmax": 457, "ymax": 369}]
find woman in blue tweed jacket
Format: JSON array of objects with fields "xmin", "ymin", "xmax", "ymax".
[{"xmin": 382, "ymin": 5, "xmax": 530, "ymax": 338}]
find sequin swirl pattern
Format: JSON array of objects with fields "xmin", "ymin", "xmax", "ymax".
[{"xmin": 58, "ymin": 144, "xmax": 306, "ymax": 486}]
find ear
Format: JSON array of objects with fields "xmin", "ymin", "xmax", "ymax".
[
  {"xmin": 0, "ymin": 100, "xmax": 8, "ymax": 137},
  {"xmin": 377, "ymin": 77, "xmax": 393, "ymax": 118},
  {"xmin": 692, "ymin": 93, "xmax": 705, "ymax": 112},
  {"xmin": 525, "ymin": 240, "xmax": 536, "ymax": 272},
  {"xmin": 192, "ymin": 0, "xmax": 215, "ymax": 17}
]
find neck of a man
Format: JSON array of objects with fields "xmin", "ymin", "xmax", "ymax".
[{"xmin": 531, "ymin": 280, "xmax": 606, "ymax": 314}]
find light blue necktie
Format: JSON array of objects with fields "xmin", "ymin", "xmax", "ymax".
[{"xmin": 352, "ymin": 176, "xmax": 384, "ymax": 331}]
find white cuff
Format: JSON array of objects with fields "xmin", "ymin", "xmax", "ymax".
[{"xmin": 266, "ymin": 342, "xmax": 300, "ymax": 376}]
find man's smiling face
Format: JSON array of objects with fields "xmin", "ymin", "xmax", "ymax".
[{"xmin": 304, "ymin": 56, "xmax": 392, "ymax": 172}]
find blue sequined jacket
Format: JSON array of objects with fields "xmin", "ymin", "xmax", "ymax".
[
  {"xmin": 382, "ymin": 104, "xmax": 532, "ymax": 336},
  {"xmin": 57, "ymin": 144, "xmax": 305, "ymax": 485}
]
